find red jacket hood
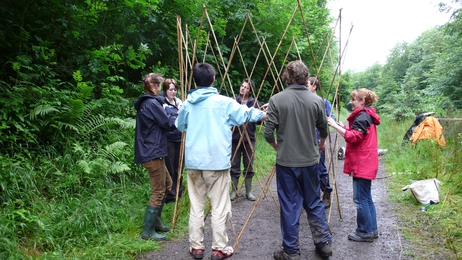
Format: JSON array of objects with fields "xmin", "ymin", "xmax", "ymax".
[{"xmin": 348, "ymin": 107, "xmax": 380, "ymax": 126}]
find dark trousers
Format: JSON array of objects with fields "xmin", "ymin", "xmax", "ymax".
[
  {"xmin": 230, "ymin": 139, "xmax": 255, "ymax": 178},
  {"xmin": 276, "ymin": 164, "xmax": 332, "ymax": 255},
  {"xmin": 165, "ymin": 141, "xmax": 184, "ymax": 199},
  {"xmin": 319, "ymin": 151, "xmax": 333, "ymax": 193}
]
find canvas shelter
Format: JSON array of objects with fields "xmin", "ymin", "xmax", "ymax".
[{"xmin": 408, "ymin": 114, "xmax": 446, "ymax": 147}]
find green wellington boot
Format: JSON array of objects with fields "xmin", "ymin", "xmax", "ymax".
[
  {"xmin": 245, "ymin": 177, "xmax": 256, "ymax": 201},
  {"xmin": 141, "ymin": 205, "xmax": 166, "ymax": 240},
  {"xmin": 154, "ymin": 199, "xmax": 170, "ymax": 232},
  {"xmin": 230, "ymin": 176, "xmax": 239, "ymax": 201}
]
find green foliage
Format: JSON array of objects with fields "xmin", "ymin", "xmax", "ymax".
[
  {"xmin": 349, "ymin": 14, "xmax": 462, "ymax": 118},
  {"xmin": 75, "ymin": 141, "xmax": 131, "ymax": 176},
  {"xmin": 380, "ymin": 116, "xmax": 462, "ymax": 258},
  {"xmin": 0, "ymin": 0, "xmax": 460, "ymax": 258}
]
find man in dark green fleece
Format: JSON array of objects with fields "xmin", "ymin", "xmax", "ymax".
[{"xmin": 264, "ymin": 60, "xmax": 332, "ymax": 260}]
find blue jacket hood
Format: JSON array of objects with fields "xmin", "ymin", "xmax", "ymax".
[
  {"xmin": 186, "ymin": 87, "xmax": 218, "ymax": 104},
  {"xmin": 175, "ymin": 88, "xmax": 264, "ymax": 170}
]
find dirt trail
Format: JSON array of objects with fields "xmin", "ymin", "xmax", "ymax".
[{"xmin": 141, "ymin": 136, "xmax": 408, "ymax": 260}]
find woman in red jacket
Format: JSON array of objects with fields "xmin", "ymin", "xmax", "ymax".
[{"xmin": 327, "ymin": 88, "xmax": 380, "ymax": 242}]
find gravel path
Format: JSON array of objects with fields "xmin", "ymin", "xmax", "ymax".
[{"xmin": 140, "ymin": 134, "xmax": 408, "ymax": 260}]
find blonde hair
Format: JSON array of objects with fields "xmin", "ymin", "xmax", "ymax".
[{"xmin": 351, "ymin": 88, "xmax": 378, "ymax": 107}]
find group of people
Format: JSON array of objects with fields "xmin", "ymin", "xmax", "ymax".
[{"xmin": 133, "ymin": 59, "xmax": 381, "ymax": 260}]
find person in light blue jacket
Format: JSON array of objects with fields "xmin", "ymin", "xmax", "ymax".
[{"xmin": 175, "ymin": 62, "xmax": 266, "ymax": 260}]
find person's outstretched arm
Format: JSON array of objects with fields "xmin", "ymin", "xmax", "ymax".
[{"xmin": 327, "ymin": 117, "xmax": 346, "ymax": 137}]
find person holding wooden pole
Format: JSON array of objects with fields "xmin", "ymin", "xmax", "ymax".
[
  {"xmin": 230, "ymin": 78, "xmax": 261, "ymax": 201},
  {"xmin": 327, "ymin": 88, "xmax": 380, "ymax": 242},
  {"xmin": 264, "ymin": 60, "xmax": 333, "ymax": 259},
  {"xmin": 307, "ymin": 77, "xmax": 336, "ymax": 208},
  {"xmin": 175, "ymin": 63, "xmax": 266, "ymax": 260}
]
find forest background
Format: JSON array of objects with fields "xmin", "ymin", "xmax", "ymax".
[{"xmin": 0, "ymin": 0, "xmax": 461, "ymax": 259}]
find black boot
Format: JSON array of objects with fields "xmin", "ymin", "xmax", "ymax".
[
  {"xmin": 230, "ymin": 176, "xmax": 239, "ymax": 201},
  {"xmin": 245, "ymin": 177, "xmax": 256, "ymax": 201},
  {"xmin": 154, "ymin": 199, "xmax": 170, "ymax": 232},
  {"xmin": 141, "ymin": 205, "xmax": 166, "ymax": 240},
  {"xmin": 322, "ymin": 191, "xmax": 331, "ymax": 208}
]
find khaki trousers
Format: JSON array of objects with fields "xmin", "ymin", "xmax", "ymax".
[
  {"xmin": 142, "ymin": 158, "xmax": 172, "ymax": 207},
  {"xmin": 187, "ymin": 169, "xmax": 232, "ymax": 253}
]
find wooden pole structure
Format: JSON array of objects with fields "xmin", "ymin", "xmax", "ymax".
[{"xmin": 170, "ymin": 0, "xmax": 348, "ymax": 240}]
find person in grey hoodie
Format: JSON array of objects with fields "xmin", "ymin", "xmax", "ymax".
[
  {"xmin": 175, "ymin": 63, "xmax": 266, "ymax": 260},
  {"xmin": 134, "ymin": 72, "xmax": 178, "ymax": 241}
]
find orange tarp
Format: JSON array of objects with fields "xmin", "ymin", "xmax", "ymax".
[{"xmin": 409, "ymin": 116, "xmax": 446, "ymax": 147}]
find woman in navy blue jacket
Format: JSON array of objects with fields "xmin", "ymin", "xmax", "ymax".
[
  {"xmin": 134, "ymin": 73, "xmax": 178, "ymax": 241},
  {"xmin": 161, "ymin": 78, "xmax": 184, "ymax": 203}
]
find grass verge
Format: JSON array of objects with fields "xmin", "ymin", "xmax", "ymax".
[{"xmin": 378, "ymin": 115, "xmax": 461, "ymax": 260}]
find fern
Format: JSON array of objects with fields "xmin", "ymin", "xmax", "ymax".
[
  {"xmin": 76, "ymin": 114, "xmax": 114, "ymax": 135},
  {"xmin": 112, "ymin": 117, "xmax": 136, "ymax": 129},
  {"xmin": 77, "ymin": 160, "xmax": 92, "ymax": 174},
  {"xmin": 29, "ymin": 105, "xmax": 59, "ymax": 121},
  {"xmin": 107, "ymin": 161, "xmax": 131, "ymax": 174},
  {"xmin": 101, "ymin": 141, "xmax": 127, "ymax": 161},
  {"xmin": 75, "ymin": 141, "xmax": 131, "ymax": 176},
  {"xmin": 53, "ymin": 121, "xmax": 80, "ymax": 133},
  {"xmin": 73, "ymin": 143, "xmax": 85, "ymax": 154}
]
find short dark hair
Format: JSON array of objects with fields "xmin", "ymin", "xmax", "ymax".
[
  {"xmin": 308, "ymin": 77, "xmax": 319, "ymax": 91},
  {"xmin": 193, "ymin": 63, "xmax": 215, "ymax": 87}
]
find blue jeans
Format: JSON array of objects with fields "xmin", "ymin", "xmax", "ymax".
[
  {"xmin": 352, "ymin": 177, "xmax": 377, "ymax": 234},
  {"xmin": 276, "ymin": 164, "xmax": 332, "ymax": 254}
]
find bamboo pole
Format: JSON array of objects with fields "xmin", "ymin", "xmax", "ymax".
[
  {"xmin": 170, "ymin": 0, "xmax": 348, "ymax": 241},
  {"xmin": 233, "ymin": 165, "xmax": 277, "ymax": 248}
]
